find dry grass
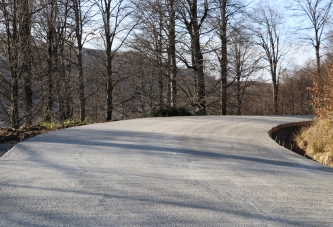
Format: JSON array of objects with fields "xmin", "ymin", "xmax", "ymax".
[{"xmin": 296, "ymin": 116, "xmax": 333, "ymax": 167}]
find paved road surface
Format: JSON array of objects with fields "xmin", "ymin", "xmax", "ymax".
[{"xmin": 1, "ymin": 116, "xmax": 332, "ymax": 227}]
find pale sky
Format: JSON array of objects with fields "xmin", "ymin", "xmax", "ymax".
[{"xmin": 85, "ymin": 0, "xmax": 328, "ymax": 72}]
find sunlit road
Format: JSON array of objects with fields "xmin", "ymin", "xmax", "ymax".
[{"xmin": 1, "ymin": 116, "xmax": 332, "ymax": 227}]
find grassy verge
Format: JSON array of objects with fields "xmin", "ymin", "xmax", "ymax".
[{"xmin": 296, "ymin": 117, "xmax": 333, "ymax": 167}]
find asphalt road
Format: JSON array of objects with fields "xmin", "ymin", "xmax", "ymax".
[{"xmin": 0, "ymin": 116, "xmax": 332, "ymax": 227}]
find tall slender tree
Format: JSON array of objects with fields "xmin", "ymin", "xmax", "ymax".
[
  {"xmin": 228, "ymin": 26, "xmax": 258, "ymax": 115},
  {"xmin": 250, "ymin": 3, "xmax": 287, "ymax": 115},
  {"xmin": 167, "ymin": 0, "xmax": 177, "ymax": 108},
  {"xmin": 20, "ymin": 0, "xmax": 33, "ymax": 124},
  {"xmin": 291, "ymin": 0, "xmax": 333, "ymax": 75},
  {"xmin": 43, "ymin": 0, "xmax": 58, "ymax": 121},
  {"xmin": 210, "ymin": 0, "xmax": 245, "ymax": 115},
  {"xmin": 0, "ymin": 0, "xmax": 35, "ymax": 127},
  {"xmin": 178, "ymin": 0, "xmax": 208, "ymax": 115},
  {"xmin": 71, "ymin": 0, "xmax": 94, "ymax": 121},
  {"xmin": 95, "ymin": 0, "xmax": 135, "ymax": 121},
  {"xmin": 57, "ymin": 0, "xmax": 74, "ymax": 121},
  {"xmin": 0, "ymin": 0, "xmax": 20, "ymax": 127}
]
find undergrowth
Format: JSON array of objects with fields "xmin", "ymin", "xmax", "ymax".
[
  {"xmin": 40, "ymin": 118, "xmax": 89, "ymax": 130},
  {"xmin": 296, "ymin": 63, "xmax": 333, "ymax": 167},
  {"xmin": 147, "ymin": 107, "xmax": 192, "ymax": 117}
]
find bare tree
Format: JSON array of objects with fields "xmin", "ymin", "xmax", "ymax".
[
  {"xmin": 132, "ymin": 0, "xmax": 179, "ymax": 110},
  {"xmin": 279, "ymin": 68, "xmax": 313, "ymax": 115},
  {"xmin": 250, "ymin": 3, "xmax": 287, "ymax": 115},
  {"xmin": 20, "ymin": 0, "xmax": 34, "ymax": 124},
  {"xmin": 209, "ymin": 0, "xmax": 246, "ymax": 115},
  {"xmin": 1, "ymin": 0, "xmax": 20, "ymax": 127},
  {"xmin": 291, "ymin": 0, "xmax": 333, "ymax": 75},
  {"xmin": 0, "ymin": 0, "xmax": 35, "ymax": 127},
  {"xmin": 71, "ymin": 0, "xmax": 94, "ymax": 121},
  {"xmin": 178, "ymin": 0, "xmax": 208, "ymax": 115},
  {"xmin": 57, "ymin": 0, "xmax": 74, "ymax": 121},
  {"xmin": 166, "ymin": 0, "xmax": 177, "ymax": 108},
  {"xmin": 43, "ymin": 0, "xmax": 59, "ymax": 121},
  {"xmin": 32, "ymin": 0, "xmax": 75, "ymax": 122},
  {"xmin": 228, "ymin": 26, "xmax": 259, "ymax": 115},
  {"xmin": 94, "ymin": 0, "xmax": 135, "ymax": 121},
  {"xmin": 132, "ymin": 0, "xmax": 163, "ymax": 108}
]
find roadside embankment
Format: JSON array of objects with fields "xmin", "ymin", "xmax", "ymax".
[
  {"xmin": 296, "ymin": 118, "xmax": 333, "ymax": 167},
  {"xmin": 268, "ymin": 120, "xmax": 333, "ymax": 167},
  {"xmin": 268, "ymin": 121, "xmax": 313, "ymax": 157}
]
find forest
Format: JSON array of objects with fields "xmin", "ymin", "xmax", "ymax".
[{"xmin": 0, "ymin": 0, "xmax": 332, "ymax": 129}]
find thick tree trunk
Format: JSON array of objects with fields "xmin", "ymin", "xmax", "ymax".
[
  {"xmin": 168, "ymin": 0, "xmax": 177, "ymax": 108},
  {"xmin": 4, "ymin": 0, "xmax": 20, "ymax": 128},
  {"xmin": 20, "ymin": 0, "xmax": 33, "ymax": 124},
  {"xmin": 78, "ymin": 48, "xmax": 85, "ymax": 121},
  {"xmin": 73, "ymin": 0, "xmax": 86, "ymax": 122},
  {"xmin": 10, "ymin": 71, "xmax": 19, "ymax": 128},
  {"xmin": 24, "ymin": 72, "xmax": 33, "ymax": 124},
  {"xmin": 158, "ymin": 19, "xmax": 163, "ymax": 108},
  {"xmin": 236, "ymin": 68, "xmax": 241, "ymax": 116},
  {"xmin": 58, "ymin": 44, "xmax": 66, "ymax": 121},
  {"xmin": 46, "ymin": 25, "xmax": 54, "ymax": 122},
  {"xmin": 158, "ymin": 70, "xmax": 163, "ymax": 108},
  {"xmin": 189, "ymin": 0, "xmax": 206, "ymax": 115},
  {"xmin": 105, "ymin": 1, "xmax": 113, "ymax": 121},
  {"xmin": 8, "ymin": 45, "xmax": 19, "ymax": 128},
  {"xmin": 220, "ymin": 0, "xmax": 227, "ymax": 115},
  {"xmin": 65, "ymin": 56, "xmax": 73, "ymax": 119},
  {"xmin": 273, "ymin": 83, "xmax": 278, "ymax": 115},
  {"xmin": 106, "ymin": 50, "xmax": 113, "ymax": 121},
  {"xmin": 272, "ymin": 74, "xmax": 278, "ymax": 115},
  {"xmin": 315, "ymin": 43, "xmax": 321, "ymax": 76},
  {"xmin": 220, "ymin": 70, "xmax": 227, "ymax": 115},
  {"xmin": 196, "ymin": 49, "xmax": 206, "ymax": 115}
]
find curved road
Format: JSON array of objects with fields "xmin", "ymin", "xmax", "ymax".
[{"xmin": 0, "ymin": 116, "xmax": 332, "ymax": 226}]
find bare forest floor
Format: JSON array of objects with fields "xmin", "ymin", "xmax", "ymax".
[
  {"xmin": 0, "ymin": 125, "xmax": 52, "ymax": 157},
  {"xmin": 0, "ymin": 124, "xmax": 86, "ymax": 158}
]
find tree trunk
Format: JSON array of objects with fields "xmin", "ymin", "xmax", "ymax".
[
  {"xmin": 78, "ymin": 47, "xmax": 85, "ymax": 121},
  {"xmin": 106, "ymin": 48, "xmax": 113, "ymax": 121},
  {"xmin": 220, "ymin": 0, "xmax": 227, "ymax": 115},
  {"xmin": 196, "ymin": 49, "xmax": 206, "ymax": 115},
  {"xmin": 73, "ymin": 0, "xmax": 86, "ymax": 122},
  {"xmin": 168, "ymin": 0, "xmax": 177, "ymax": 108},
  {"xmin": 3, "ymin": 0, "xmax": 20, "ymax": 128},
  {"xmin": 236, "ymin": 64, "xmax": 241, "ymax": 115},
  {"xmin": 20, "ymin": 0, "xmax": 33, "ymax": 125},
  {"xmin": 189, "ymin": 0, "xmax": 206, "ymax": 115},
  {"xmin": 315, "ymin": 43, "xmax": 321, "ymax": 76},
  {"xmin": 99, "ymin": 0, "xmax": 134, "ymax": 120},
  {"xmin": 158, "ymin": 16, "xmax": 164, "ymax": 108},
  {"xmin": 10, "ymin": 70, "xmax": 19, "ymax": 128},
  {"xmin": 46, "ymin": 24, "xmax": 54, "ymax": 122},
  {"xmin": 272, "ymin": 75, "xmax": 278, "ymax": 115}
]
